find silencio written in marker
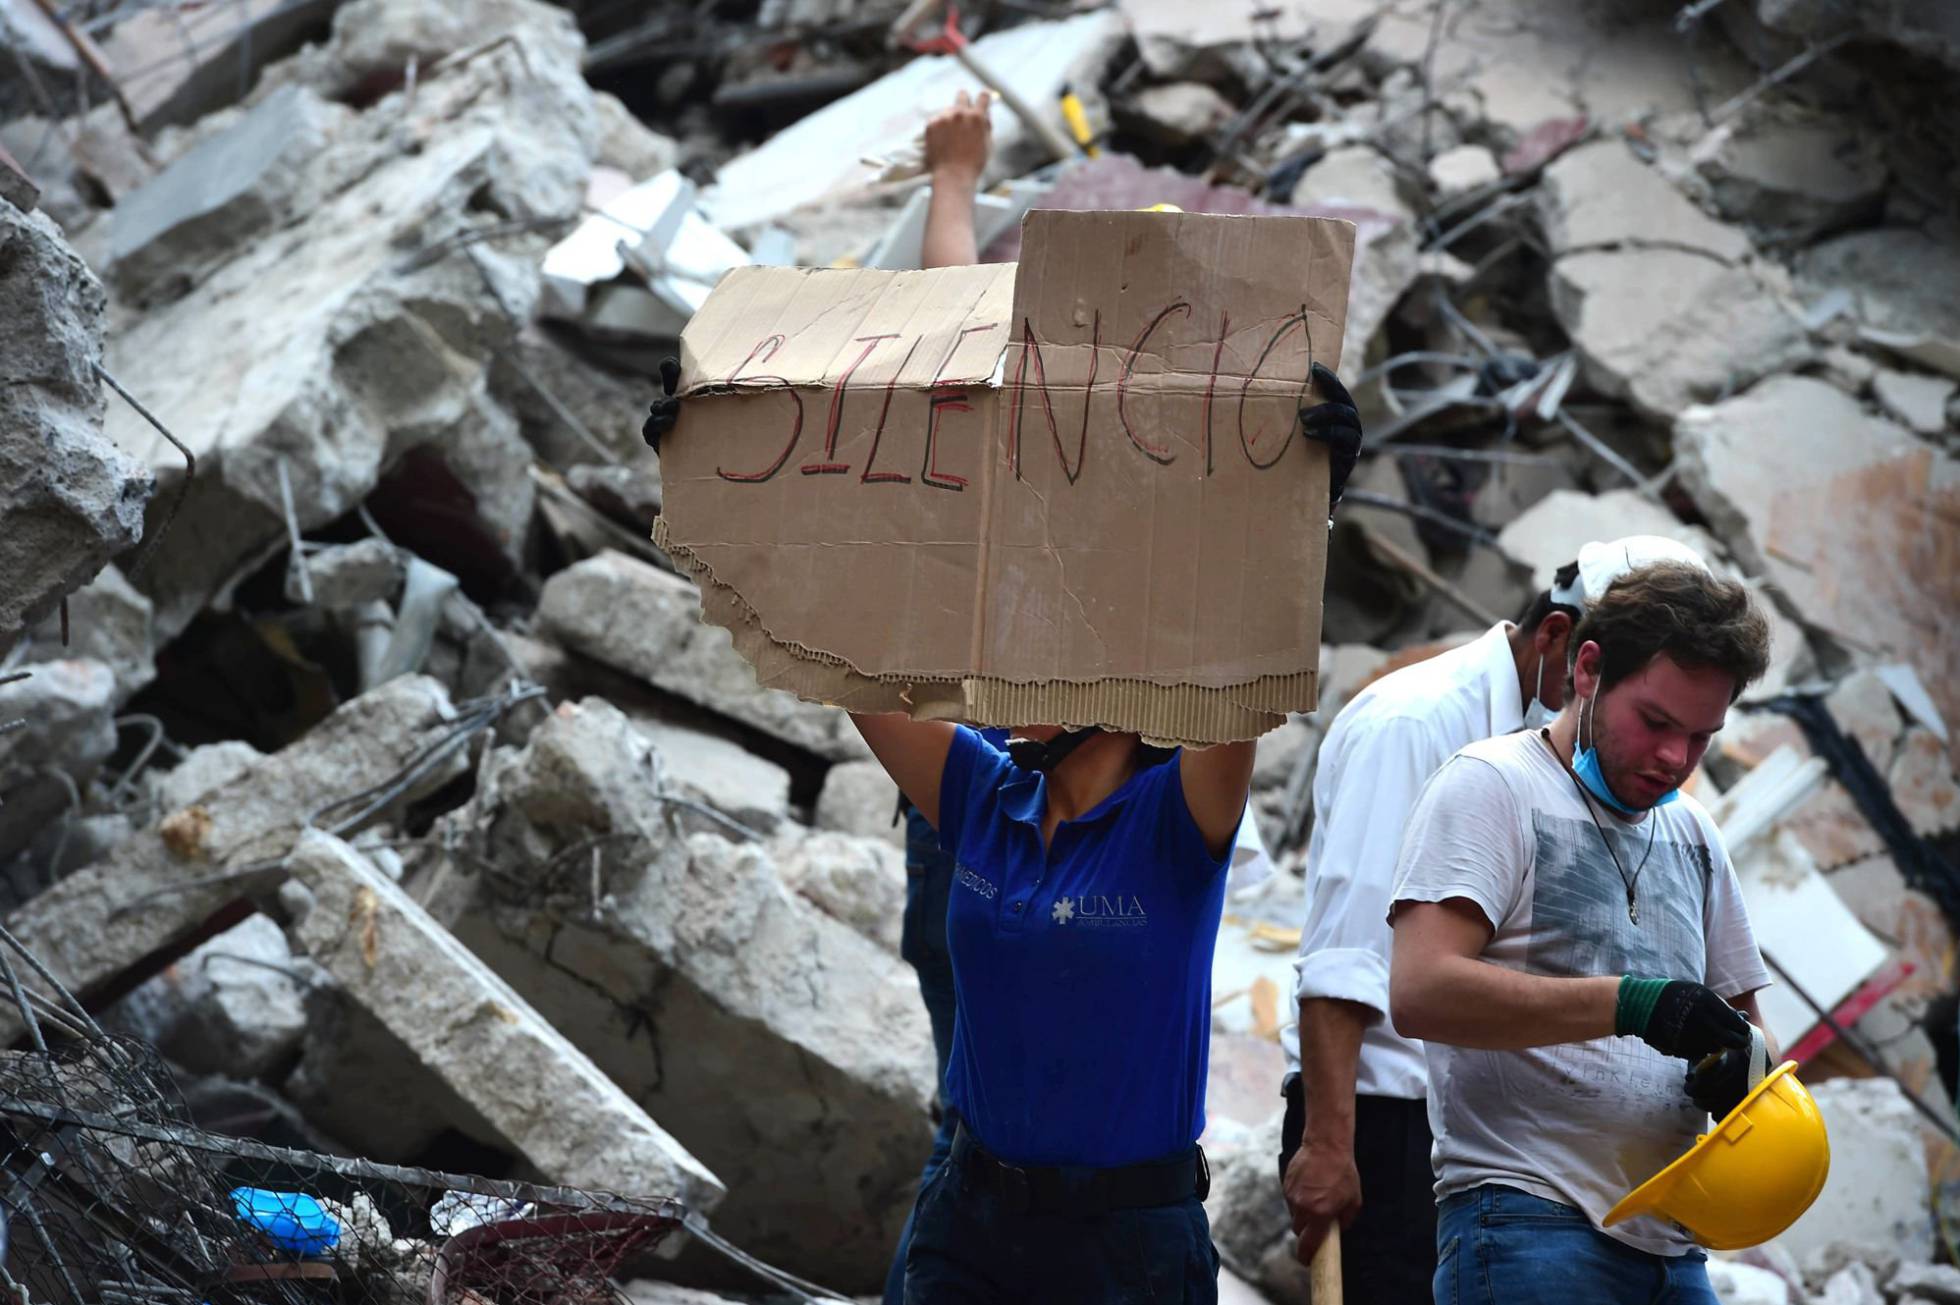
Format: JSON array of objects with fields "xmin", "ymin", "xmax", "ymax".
[{"xmin": 711, "ymin": 301, "xmax": 1319, "ymax": 491}]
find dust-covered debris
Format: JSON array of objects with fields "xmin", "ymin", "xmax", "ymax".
[{"xmin": 2, "ymin": 0, "xmax": 1957, "ymax": 1294}]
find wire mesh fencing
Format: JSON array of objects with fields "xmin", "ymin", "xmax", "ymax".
[{"xmin": 0, "ymin": 899, "xmax": 701, "ymax": 1305}]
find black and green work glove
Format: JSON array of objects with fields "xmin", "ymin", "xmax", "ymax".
[
  {"xmin": 1685, "ymin": 1028, "xmax": 1766, "ymax": 1120},
  {"xmin": 641, "ymin": 357, "xmax": 682, "ymax": 454},
  {"xmin": 1298, "ymin": 362, "xmax": 1361, "ymax": 522},
  {"xmin": 1615, "ymin": 976, "xmax": 1750, "ymax": 1062}
]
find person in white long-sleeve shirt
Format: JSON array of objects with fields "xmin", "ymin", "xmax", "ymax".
[{"xmin": 1277, "ymin": 535, "xmax": 1706, "ymax": 1302}]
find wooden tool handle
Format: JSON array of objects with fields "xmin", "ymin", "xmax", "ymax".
[{"xmin": 1310, "ymin": 1224, "xmax": 1342, "ymax": 1305}]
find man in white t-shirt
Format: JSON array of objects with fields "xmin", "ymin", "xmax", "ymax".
[{"xmin": 1388, "ymin": 557, "xmax": 1775, "ymax": 1304}]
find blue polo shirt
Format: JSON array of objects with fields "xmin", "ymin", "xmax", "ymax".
[{"xmin": 936, "ymin": 727, "xmax": 1231, "ymax": 1167}]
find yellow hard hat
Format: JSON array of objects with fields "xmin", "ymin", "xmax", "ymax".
[
  {"xmin": 1138, "ymin": 203, "xmax": 1183, "ymax": 213},
  {"xmin": 1604, "ymin": 1054, "xmax": 1829, "ymax": 1250}
]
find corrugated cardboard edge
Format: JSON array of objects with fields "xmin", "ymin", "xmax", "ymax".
[{"xmin": 656, "ymin": 520, "xmax": 1316, "ymax": 746}]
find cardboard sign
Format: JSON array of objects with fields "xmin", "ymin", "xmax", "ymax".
[{"xmin": 655, "ymin": 209, "xmax": 1354, "ymax": 744}]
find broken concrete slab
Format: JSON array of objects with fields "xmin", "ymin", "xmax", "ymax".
[
  {"xmin": 540, "ymin": 169, "xmax": 751, "ymax": 342},
  {"xmin": 1550, "ymin": 248, "xmax": 1809, "ymax": 418},
  {"xmin": 64, "ymin": 104, "xmax": 158, "ymax": 211},
  {"xmin": 423, "ymin": 697, "xmax": 933, "ymax": 1289},
  {"xmin": 151, "ymin": 740, "xmax": 268, "ymax": 813},
  {"xmin": 985, "ymin": 153, "xmax": 1417, "ymax": 377},
  {"xmin": 1818, "ymin": 1263, "xmax": 1886, "ymax": 1305},
  {"xmin": 1706, "ymin": 1258, "xmax": 1799, "ymax": 1305},
  {"xmin": 109, "ymin": 85, "xmax": 349, "ymax": 308},
  {"xmin": 591, "ymin": 93, "xmax": 680, "ymax": 180},
  {"xmin": 1737, "ymin": 0, "xmax": 1960, "ymax": 73},
  {"xmin": 537, "ymin": 550, "xmax": 867, "ymax": 761},
  {"xmin": 284, "ymin": 980, "xmax": 505, "ymax": 1159},
  {"xmin": 1428, "ymin": 144, "xmax": 1501, "ymax": 200},
  {"xmin": 1890, "ymin": 728, "xmax": 1960, "ymax": 838},
  {"xmin": 1119, "ymin": 0, "xmax": 1336, "ymax": 83},
  {"xmin": 1366, "ymin": 0, "xmax": 1751, "ymax": 142},
  {"xmin": 1251, "ymin": 717, "xmax": 1316, "ymax": 791},
  {"xmin": 1780, "ymin": 1076, "xmax": 1933, "ymax": 1280},
  {"xmin": 1892, "ymin": 1263, "xmax": 1960, "ymax": 1304},
  {"xmin": 1677, "ymin": 375, "xmax": 1960, "ymax": 760},
  {"xmin": 1540, "ymin": 140, "xmax": 1753, "ymax": 261},
  {"xmin": 1201, "ymin": 1107, "xmax": 1306, "ymax": 1301},
  {"xmin": 1816, "ymin": 345, "xmax": 1878, "ymax": 395},
  {"xmin": 1799, "ymin": 228, "xmax": 1960, "ymax": 364},
  {"xmin": 0, "ymin": 659, "xmax": 117, "ymax": 787},
  {"xmin": 771, "ymin": 829, "xmax": 907, "ymax": 954},
  {"xmin": 0, "ymin": 0, "xmax": 102, "ymax": 121},
  {"xmin": 0, "ymin": 203, "xmax": 151, "ymax": 652},
  {"xmin": 631, "ymin": 715, "xmax": 792, "ymax": 831},
  {"xmin": 19, "ymin": 563, "xmax": 155, "ymax": 705},
  {"xmin": 1121, "ymin": 82, "xmax": 1237, "ymax": 147},
  {"xmin": 1495, "ymin": 488, "xmax": 1806, "ymax": 699},
  {"xmin": 0, "ymin": 675, "xmax": 467, "ymax": 1042},
  {"xmin": 1874, "ymin": 369, "xmax": 1957, "ymax": 437},
  {"xmin": 1783, "ymin": 782, "xmax": 1886, "ymax": 872},
  {"xmin": 92, "ymin": 0, "xmax": 341, "ymax": 129},
  {"xmin": 289, "ymin": 538, "xmax": 404, "ymax": 609},
  {"xmin": 1291, "ymin": 146, "xmax": 1412, "ymax": 221},
  {"xmin": 0, "ymin": 134, "xmax": 42, "ymax": 213},
  {"xmin": 285, "ymin": 825, "xmax": 724, "ymax": 1206},
  {"xmin": 1497, "ymin": 488, "xmax": 1720, "ymax": 592},
  {"xmin": 1826, "ymin": 669, "xmax": 1905, "ymax": 769},
  {"xmin": 112, "ymin": 913, "xmax": 313, "ymax": 1080},
  {"xmin": 814, "ymin": 759, "xmax": 903, "ymax": 851},
  {"xmin": 567, "ymin": 459, "xmax": 662, "ymax": 527},
  {"xmin": 1688, "ymin": 114, "xmax": 1885, "ymax": 243},
  {"xmin": 271, "ymin": 0, "xmax": 561, "ymax": 102},
  {"xmin": 377, "ymin": 388, "xmax": 538, "ymax": 581},
  {"xmin": 102, "ymin": 6, "xmax": 602, "ymax": 642},
  {"xmin": 493, "ymin": 334, "xmax": 661, "ymax": 468}
]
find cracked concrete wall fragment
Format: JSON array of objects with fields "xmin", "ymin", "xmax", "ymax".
[
  {"xmin": 284, "ymin": 827, "xmax": 724, "ymax": 1206},
  {"xmin": 423, "ymin": 697, "xmax": 932, "ymax": 1290},
  {"xmin": 0, "ymin": 199, "xmax": 152, "ymax": 652}
]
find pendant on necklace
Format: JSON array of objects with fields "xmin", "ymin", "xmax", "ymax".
[{"xmin": 1628, "ymin": 895, "xmax": 1640, "ymax": 926}]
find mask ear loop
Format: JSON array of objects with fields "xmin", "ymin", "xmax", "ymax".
[{"xmin": 1532, "ymin": 654, "xmax": 1545, "ymax": 714}]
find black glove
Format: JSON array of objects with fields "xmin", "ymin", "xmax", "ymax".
[
  {"xmin": 1616, "ymin": 977, "xmax": 1751, "ymax": 1061},
  {"xmin": 641, "ymin": 357, "xmax": 681, "ymax": 454},
  {"xmin": 1298, "ymin": 362, "xmax": 1361, "ymax": 520},
  {"xmin": 1685, "ymin": 1045, "xmax": 1753, "ymax": 1120}
]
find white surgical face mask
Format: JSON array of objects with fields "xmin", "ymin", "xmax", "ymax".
[{"xmin": 1522, "ymin": 653, "xmax": 1558, "ymax": 730}]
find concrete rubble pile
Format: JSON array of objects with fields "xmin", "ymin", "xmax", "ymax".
[{"xmin": 1, "ymin": 0, "xmax": 1957, "ymax": 1297}]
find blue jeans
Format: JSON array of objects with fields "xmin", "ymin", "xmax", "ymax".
[
  {"xmin": 1435, "ymin": 1185, "xmax": 1719, "ymax": 1305},
  {"xmin": 902, "ymin": 1149, "xmax": 1218, "ymax": 1304},
  {"xmin": 884, "ymin": 809, "xmax": 961, "ymax": 1305}
]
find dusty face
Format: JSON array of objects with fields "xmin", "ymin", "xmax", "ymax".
[{"xmin": 1583, "ymin": 650, "xmax": 1733, "ymax": 810}]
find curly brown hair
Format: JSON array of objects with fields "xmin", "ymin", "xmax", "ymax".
[{"xmin": 1566, "ymin": 561, "xmax": 1771, "ymax": 703}]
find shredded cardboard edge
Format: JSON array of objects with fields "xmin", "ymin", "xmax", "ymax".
[{"xmin": 655, "ymin": 519, "xmax": 1317, "ymax": 745}]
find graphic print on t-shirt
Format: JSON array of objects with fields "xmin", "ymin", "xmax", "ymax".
[
  {"xmin": 1525, "ymin": 812, "xmax": 1712, "ymax": 980},
  {"xmin": 1526, "ymin": 811, "xmax": 1715, "ymax": 1109}
]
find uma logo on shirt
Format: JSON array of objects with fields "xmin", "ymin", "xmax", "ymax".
[{"xmin": 1050, "ymin": 894, "xmax": 1147, "ymax": 928}]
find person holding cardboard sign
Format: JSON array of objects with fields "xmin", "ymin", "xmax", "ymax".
[
  {"xmin": 641, "ymin": 200, "xmax": 1364, "ymax": 1302},
  {"xmin": 841, "ymin": 401, "xmax": 1358, "ymax": 1304},
  {"xmin": 643, "ymin": 378, "xmax": 1360, "ymax": 1305}
]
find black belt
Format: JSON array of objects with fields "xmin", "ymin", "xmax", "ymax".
[{"xmin": 951, "ymin": 1123, "xmax": 1208, "ymax": 1217}]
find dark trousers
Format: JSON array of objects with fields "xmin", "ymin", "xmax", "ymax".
[
  {"xmin": 1280, "ymin": 1078, "xmax": 1437, "ymax": 1305},
  {"xmin": 902, "ymin": 1144, "xmax": 1219, "ymax": 1304},
  {"xmin": 884, "ymin": 810, "xmax": 961, "ymax": 1305}
]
